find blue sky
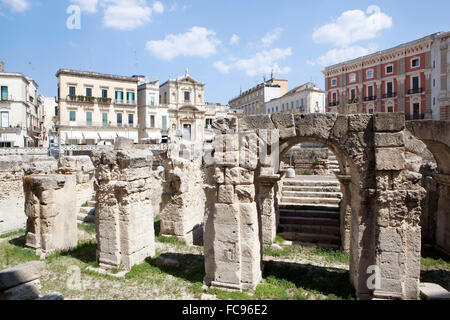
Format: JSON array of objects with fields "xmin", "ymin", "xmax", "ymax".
[{"xmin": 0, "ymin": 0, "xmax": 449, "ymax": 104}]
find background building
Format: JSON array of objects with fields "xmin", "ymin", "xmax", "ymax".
[
  {"xmin": 323, "ymin": 32, "xmax": 450, "ymax": 120},
  {"xmin": 265, "ymin": 82, "xmax": 326, "ymax": 114},
  {"xmin": 160, "ymin": 69, "xmax": 206, "ymax": 142},
  {"xmin": 138, "ymin": 78, "xmax": 169, "ymax": 143},
  {"xmin": 41, "ymin": 96, "xmax": 58, "ymax": 147},
  {"xmin": 56, "ymin": 69, "xmax": 139, "ymax": 145},
  {"xmin": 0, "ymin": 62, "xmax": 42, "ymax": 148},
  {"xmin": 229, "ymin": 78, "xmax": 288, "ymax": 115}
]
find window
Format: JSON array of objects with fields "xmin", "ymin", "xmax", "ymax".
[
  {"xmin": 150, "ymin": 115, "xmax": 155, "ymax": 128},
  {"xmin": 349, "ymin": 73, "xmax": 356, "ymax": 83},
  {"xmin": 411, "ymin": 58, "xmax": 420, "ymax": 68},
  {"xmin": 296, "ymin": 100, "xmax": 299, "ymax": 109},
  {"xmin": 413, "ymin": 103, "xmax": 420, "ymax": 119},
  {"xmin": 69, "ymin": 110, "xmax": 76, "ymax": 122},
  {"xmin": 162, "ymin": 115, "xmax": 167, "ymax": 130},
  {"xmin": 368, "ymin": 85, "xmax": 374, "ymax": 98},
  {"xmin": 350, "ymin": 88, "xmax": 356, "ymax": 100},
  {"xmin": 86, "ymin": 88, "xmax": 92, "ymax": 97},
  {"xmin": 115, "ymin": 91, "xmax": 124, "ymax": 103},
  {"xmin": 86, "ymin": 112, "xmax": 92, "ymax": 126},
  {"xmin": 102, "ymin": 89, "xmax": 108, "ymax": 98},
  {"xmin": 1, "ymin": 86, "xmax": 8, "ymax": 101},
  {"xmin": 412, "ymin": 76, "xmax": 420, "ymax": 90},
  {"xmin": 205, "ymin": 118, "xmax": 213, "ymax": 128},
  {"xmin": 387, "ymin": 82, "xmax": 393, "ymax": 94},
  {"xmin": 150, "ymin": 96, "xmax": 155, "ymax": 106},
  {"xmin": 433, "ymin": 60, "xmax": 436, "ymax": 69},
  {"xmin": 55, "ymin": 106, "xmax": 58, "ymax": 116},
  {"xmin": 127, "ymin": 92, "xmax": 135, "ymax": 104},
  {"xmin": 184, "ymin": 91, "xmax": 190, "ymax": 102},
  {"xmin": 331, "ymin": 78, "xmax": 337, "ymax": 86},
  {"xmin": 367, "ymin": 69, "xmax": 374, "ymax": 79},
  {"xmin": 102, "ymin": 113, "xmax": 108, "ymax": 127},
  {"xmin": 117, "ymin": 113, "xmax": 122, "ymax": 127},
  {"xmin": 332, "ymin": 92, "xmax": 337, "ymax": 102},
  {"xmin": 69, "ymin": 86, "xmax": 76, "ymax": 97},
  {"xmin": 387, "ymin": 105, "xmax": 394, "ymax": 113},
  {"xmin": 433, "ymin": 79, "xmax": 436, "ymax": 87},
  {"xmin": 128, "ymin": 114, "xmax": 134, "ymax": 126},
  {"xmin": 291, "ymin": 102, "xmax": 294, "ymax": 109},
  {"xmin": 1, "ymin": 111, "xmax": 9, "ymax": 128},
  {"xmin": 433, "ymin": 97, "xmax": 436, "ymax": 106},
  {"xmin": 164, "ymin": 92, "xmax": 167, "ymax": 104},
  {"xmin": 386, "ymin": 65, "xmax": 393, "ymax": 74}
]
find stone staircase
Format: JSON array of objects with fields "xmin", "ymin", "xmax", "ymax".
[
  {"xmin": 327, "ymin": 151, "xmax": 340, "ymax": 174},
  {"xmin": 77, "ymin": 200, "xmax": 96, "ymax": 223},
  {"xmin": 278, "ymin": 178, "xmax": 342, "ymax": 249}
]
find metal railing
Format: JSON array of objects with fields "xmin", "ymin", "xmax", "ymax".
[
  {"xmin": 329, "ymin": 101, "xmax": 338, "ymax": 107},
  {"xmin": 348, "ymin": 98, "xmax": 359, "ymax": 104},
  {"xmin": 382, "ymin": 92, "xmax": 396, "ymax": 99},
  {"xmin": 407, "ymin": 88, "xmax": 423, "ymax": 95},
  {"xmin": 405, "ymin": 114, "xmax": 425, "ymax": 121},
  {"xmin": 57, "ymin": 121, "xmax": 138, "ymax": 128},
  {"xmin": 363, "ymin": 96, "xmax": 377, "ymax": 101}
]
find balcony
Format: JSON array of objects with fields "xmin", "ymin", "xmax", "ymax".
[
  {"xmin": 348, "ymin": 97, "xmax": 359, "ymax": 104},
  {"xmin": 363, "ymin": 96, "xmax": 377, "ymax": 102},
  {"xmin": 97, "ymin": 97, "xmax": 112, "ymax": 104},
  {"xmin": 0, "ymin": 95, "xmax": 13, "ymax": 103},
  {"xmin": 405, "ymin": 114, "xmax": 425, "ymax": 121},
  {"xmin": 57, "ymin": 121, "xmax": 138, "ymax": 129},
  {"xmin": 408, "ymin": 88, "xmax": 423, "ymax": 95},
  {"xmin": 329, "ymin": 101, "xmax": 338, "ymax": 107},
  {"xmin": 382, "ymin": 92, "xmax": 396, "ymax": 99}
]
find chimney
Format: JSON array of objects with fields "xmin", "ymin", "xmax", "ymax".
[{"xmin": 0, "ymin": 61, "xmax": 4, "ymax": 72}]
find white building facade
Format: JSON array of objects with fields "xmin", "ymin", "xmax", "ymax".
[
  {"xmin": 265, "ymin": 82, "xmax": 326, "ymax": 114},
  {"xmin": 0, "ymin": 62, "xmax": 43, "ymax": 147},
  {"xmin": 41, "ymin": 96, "xmax": 58, "ymax": 147}
]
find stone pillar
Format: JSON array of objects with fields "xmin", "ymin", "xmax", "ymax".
[
  {"xmin": 371, "ymin": 113, "xmax": 425, "ymax": 300},
  {"xmin": 257, "ymin": 169, "xmax": 279, "ymax": 244},
  {"xmin": 434, "ymin": 174, "xmax": 450, "ymax": 253},
  {"xmin": 337, "ymin": 175, "xmax": 351, "ymax": 253},
  {"xmin": 92, "ymin": 143, "xmax": 155, "ymax": 271},
  {"xmin": 160, "ymin": 142, "xmax": 205, "ymax": 245},
  {"xmin": 24, "ymin": 174, "xmax": 77, "ymax": 257},
  {"xmin": 204, "ymin": 121, "xmax": 262, "ymax": 291}
]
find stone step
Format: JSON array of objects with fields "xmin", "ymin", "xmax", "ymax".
[
  {"xmin": 79, "ymin": 207, "xmax": 95, "ymax": 215},
  {"xmin": 281, "ymin": 241, "xmax": 340, "ymax": 250},
  {"xmin": 87, "ymin": 200, "xmax": 96, "ymax": 207},
  {"xmin": 279, "ymin": 208, "xmax": 340, "ymax": 219},
  {"xmin": 77, "ymin": 213, "xmax": 95, "ymax": 223},
  {"xmin": 282, "ymin": 185, "xmax": 341, "ymax": 193},
  {"xmin": 279, "ymin": 216, "xmax": 339, "ymax": 227},
  {"xmin": 283, "ymin": 180, "xmax": 340, "ymax": 187},
  {"xmin": 279, "ymin": 232, "xmax": 341, "ymax": 245},
  {"xmin": 281, "ymin": 191, "xmax": 343, "ymax": 199},
  {"xmin": 280, "ymin": 197, "xmax": 341, "ymax": 205},
  {"xmin": 279, "ymin": 224, "xmax": 340, "ymax": 235}
]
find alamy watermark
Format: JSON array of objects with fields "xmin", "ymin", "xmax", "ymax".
[{"xmin": 66, "ymin": 5, "xmax": 81, "ymax": 30}]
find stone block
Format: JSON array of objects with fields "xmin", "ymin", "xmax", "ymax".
[
  {"xmin": 218, "ymin": 185, "xmax": 235, "ymax": 204},
  {"xmin": 373, "ymin": 113, "xmax": 405, "ymax": 132},
  {"xmin": 348, "ymin": 114, "xmax": 372, "ymax": 132},
  {"xmin": 378, "ymin": 227, "xmax": 404, "ymax": 253},
  {"xmin": 375, "ymin": 148, "xmax": 405, "ymax": 171},
  {"xmin": 0, "ymin": 279, "xmax": 41, "ymax": 300},
  {"xmin": 374, "ymin": 132, "xmax": 405, "ymax": 147},
  {"xmin": 239, "ymin": 115, "xmax": 275, "ymax": 131},
  {"xmin": 0, "ymin": 261, "xmax": 45, "ymax": 291},
  {"xmin": 114, "ymin": 137, "xmax": 134, "ymax": 150},
  {"xmin": 235, "ymin": 185, "xmax": 255, "ymax": 203},
  {"xmin": 420, "ymin": 283, "xmax": 450, "ymax": 300},
  {"xmin": 271, "ymin": 113, "xmax": 296, "ymax": 139},
  {"xmin": 214, "ymin": 204, "xmax": 240, "ymax": 225}
]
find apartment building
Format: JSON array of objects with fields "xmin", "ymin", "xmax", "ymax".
[
  {"xmin": 323, "ymin": 32, "xmax": 450, "ymax": 120},
  {"xmin": 265, "ymin": 82, "xmax": 326, "ymax": 114},
  {"xmin": 41, "ymin": 96, "xmax": 58, "ymax": 147},
  {"xmin": 137, "ymin": 78, "xmax": 169, "ymax": 143},
  {"xmin": 0, "ymin": 62, "xmax": 43, "ymax": 147},
  {"xmin": 160, "ymin": 69, "xmax": 206, "ymax": 142},
  {"xmin": 56, "ymin": 69, "xmax": 139, "ymax": 145},
  {"xmin": 229, "ymin": 78, "xmax": 289, "ymax": 115}
]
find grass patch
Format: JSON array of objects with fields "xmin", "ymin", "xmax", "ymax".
[
  {"xmin": 77, "ymin": 223, "xmax": 96, "ymax": 235},
  {"xmin": 156, "ymin": 235, "xmax": 187, "ymax": 246},
  {"xmin": 0, "ymin": 244, "xmax": 40, "ymax": 269},
  {"xmin": 420, "ymin": 247, "xmax": 450, "ymax": 270},
  {"xmin": 0, "ymin": 228, "xmax": 25, "ymax": 239},
  {"xmin": 81, "ymin": 201, "xmax": 89, "ymax": 207},
  {"xmin": 47, "ymin": 240, "xmax": 98, "ymax": 266}
]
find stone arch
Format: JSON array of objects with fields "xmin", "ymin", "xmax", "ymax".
[
  {"xmin": 205, "ymin": 113, "xmax": 425, "ymax": 300},
  {"xmin": 406, "ymin": 120, "xmax": 450, "ymax": 253}
]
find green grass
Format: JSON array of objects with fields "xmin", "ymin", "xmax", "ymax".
[
  {"xmin": 0, "ymin": 228, "xmax": 26, "ymax": 239},
  {"xmin": 156, "ymin": 235, "xmax": 187, "ymax": 246},
  {"xmin": 420, "ymin": 247, "xmax": 450, "ymax": 270},
  {"xmin": 77, "ymin": 223, "xmax": 96, "ymax": 235},
  {"xmin": 81, "ymin": 201, "xmax": 89, "ymax": 207}
]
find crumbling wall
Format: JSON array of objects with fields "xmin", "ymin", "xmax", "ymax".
[
  {"xmin": 92, "ymin": 139, "xmax": 155, "ymax": 270},
  {"xmin": 0, "ymin": 156, "xmax": 57, "ymax": 235},
  {"xmin": 24, "ymin": 174, "xmax": 77, "ymax": 257},
  {"xmin": 160, "ymin": 142, "xmax": 205, "ymax": 245},
  {"xmin": 281, "ymin": 145, "xmax": 332, "ymax": 175}
]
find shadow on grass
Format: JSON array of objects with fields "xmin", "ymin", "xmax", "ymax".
[
  {"xmin": 262, "ymin": 260, "xmax": 356, "ymax": 299},
  {"xmin": 54, "ymin": 241, "xmax": 98, "ymax": 265},
  {"xmin": 154, "ymin": 216, "xmax": 161, "ymax": 237},
  {"xmin": 8, "ymin": 235, "xmax": 26, "ymax": 248},
  {"xmin": 147, "ymin": 252, "xmax": 205, "ymax": 284}
]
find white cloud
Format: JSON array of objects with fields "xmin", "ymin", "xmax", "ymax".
[
  {"xmin": 312, "ymin": 5, "xmax": 392, "ymax": 47},
  {"xmin": 213, "ymin": 48, "xmax": 292, "ymax": 77},
  {"xmin": 146, "ymin": 26, "xmax": 221, "ymax": 61},
  {"xmin": 261, "ymin": 27, "xmax": 283, "ymax": 47},
  {"xmin": 152, "ymin": 1, "xmax": 164, "ymax": 14},
  {"xmin": 70, "ymin": 0, "xmax": 99, "ymax": 13},
  {"xmin": 2, "ymin": 0, "xmax": 30, "ymax": 12},
  {"xmin": 308, "ymin": 44, "xmax": 378, "ymax": 66},
  {"xmin": 103, "ymin": 0, "xmax": 152, "ymax": 30},
  {"xmin": 229, "ymin": 34, "xmax": 240, "ymax": 46}
]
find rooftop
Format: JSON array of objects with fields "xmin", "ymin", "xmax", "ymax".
[{"xmin": 56, "ymin": 69, "xmax": 139, "ymax": 82}]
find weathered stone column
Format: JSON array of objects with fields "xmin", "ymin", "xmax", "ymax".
[
  {"xmin": 337, "ymin": 175, "xmax": 351, "ymax": 253},
  {"xmin": 372, "ymin": 114, "xmax": 425, "ymax": 300},
  {"xmin": 160, "ymin": 142, "xmax": 205, "ymax": 245},
  {"xmin": 92, "ymin": 140, "xmax": 155, "ymax": 270},
  {"xmin": 257, "ymin": 172, "xmax": 279, "ymax": 244},
  {"xmin": 434, "ymin": 174, "xmax": 450, "ymax": 253},
  {"xmin": 24, "ymin": 174, "xmax": 77, "ymax": 257}
]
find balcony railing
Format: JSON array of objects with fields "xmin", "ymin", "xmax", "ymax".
[
  {"xmin": 115, "ymin": 99, "xmax": 136, "ymax": 105},
  {"xmin": 348, "ymin": 98, "xmax": 359, "ymax": 104},
  {"xmin": 363, "ymin": 96, "xmax": 377, "ymax": 101},
  {"xmin": 0, "ymin": 95, "xmax": 13, "ymax": 103},
  {"xmin": 66, "ymin": 95, "xmax": 113, "ymax": 104},
  {"xmin": 382, "ymin": 92, "xmax": 396, "ymax": 99},
  {"xmin": 97, "ymin": 97, "xmax": 112, "ymax": 104},
  {"xmin": 57, "ymin": 121, "xmax": 138, "ymax": 128},
  {"xmin": 329, "ymin": 101, "xmax": 338, "ymax": 107},
  {"xmin": 408, "ymin": 88, "xmax": 423, "ymax": 95},
  {"xmin": 405, "ymin": 114, "xmax": 425, "ymax": 121}
]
